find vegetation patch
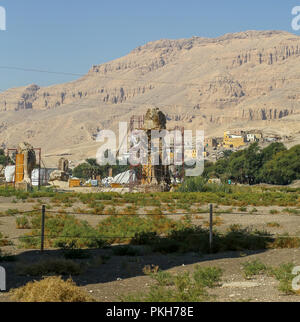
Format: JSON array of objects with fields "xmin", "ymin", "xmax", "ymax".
[
  {"xmin": 19, "ymin": 213, "xmax": 106, "ymax": 249},
  {"xmin": 16, "ymin": 258, "xmax": 84, "ymax": 276},
  {"xmin": 16, "ymin": 216, "xmax": 31, "ymax": 229},
  {"xmin": 0, "ymin": 232, "xmax": 12, "ymax": 246},
  {"xmin": 268, "ymin": 263, "xmax": 296, "ymax": 295},
  {"xmin": 269, "ymin": 233, "xmax": 300, "ymax": 249},
  {"xmin": 266, "ymin": 222, "xmax": 281, "ymax": 228},
  {"xmin": 10, "ymin": 276, "xmax": 94, "ymax": 302},
  {"xmin": 124, "ymin": 265, "xmax": 222, "ymax": 302},
  {"xmin": 242, "ymin": 260, "xmax": 267, "ymax": 279}
]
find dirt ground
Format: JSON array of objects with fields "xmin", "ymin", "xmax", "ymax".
[
  {"xmin": 0, "ymin": 196, "xmax": 300, "ymax": 302},
  {"xmin": 0, "ymin": 248, "xmax": 300, "ymax": 302}
]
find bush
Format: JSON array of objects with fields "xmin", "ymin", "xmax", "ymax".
[
  {"xmin": 19, "ymin": 213, "xmax": 106, "ymax": 249},
  {"xmin": 10, "ymin": 276, "xmax": 94, "ymax": 302},
  {"xmin": 269, "ymin": 233, "xmax": 300, "ymax": 249},
  {"xmin": 123, "ymin": 269, "xmax": 210, "ymax": 302},
  {"xmin": 16, "ymin": 258, "xmax": 84, "ymax": 276},
  {"xmin": 242, "ymin": 260, "xmax": 267, "ymax": 279},
  {"xmin": 266, "ymin": 222, "xmax": 281, "ymax": 228},
  {"xmin": 0, "ymin": 232, "xmax": 12, "ymax": 246},
  {"xmin": 16, "ymin": 216, "xmax": 31, "ymax": 229},
  {"xmin": 193, "ymin": 266, "xmax": 223, "ymax": 288},
  {"xmin": 178, "ymin": 176, "xmax": 232, "ymax": 193},
  {"xmin": 98, "ymin": 215, "xmax": 188, "ymax": 244},
  {"xmin": 268, "ymin": 263, "xmax": 296, "ymax": 295},
  {"xmin": 150, "ymin": 270, "xmax": 174, "ymax": 286},
  {"xmin": 5, "ymin": 208, "xmax": 19, "ymax": 216}
]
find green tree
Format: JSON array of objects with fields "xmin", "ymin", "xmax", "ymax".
[
  {"xmin": 72, "ymin": 159, "xmax": 129, "ymax": 180},
  {"xmin": 260, "ymin": 145, "xmax": 300, "ymax": 185}
]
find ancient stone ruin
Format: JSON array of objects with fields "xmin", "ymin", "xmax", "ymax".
[
  {"xmin": 141, "ymin": 107, "xmax": 171, "ymax": 191},
  {"xmin": 49, "ymin": 157, "xmax": 69, "ymax": 182},
  {"xmin": 15, "ymin": 142, "xmax": 36, "ymax": 190}
]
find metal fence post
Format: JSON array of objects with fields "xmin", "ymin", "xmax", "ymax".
[
  {"xmin": 209, "ymin": 204, "xmax": 213, "ymax": 252},
  {"xmin": 41, "ymin": 205, "xmax": 45, "ymax": 252}
]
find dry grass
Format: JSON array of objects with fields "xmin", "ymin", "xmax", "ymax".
[
  {"xmin": 10, "ymin": 276, "xmax": 94, "ymax": 302},
  {"xmin": 203, "ymin": 216, "xmax": 224, "ymax": 227},
  {"xmin": 269, "ymin": 234, "xmax": 300, "ymax": 249},
  {"xmin": 143, "ymin": 264, "xmax": 159, "ymax": 275},
  {"xmin": 266, "ymin": 222, "xmax": 281, "ymax": 228}
]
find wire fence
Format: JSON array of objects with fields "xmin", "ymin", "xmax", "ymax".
[{"xmin": 1, "ymin": 205, "xmax": 300, "ymax": 253}]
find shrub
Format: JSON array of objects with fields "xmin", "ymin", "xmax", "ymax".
[
  {"xmin": 19, "ymin": 213, "xmax": 106, "ymax": 249},
  {"xmin": 143, "ymin": 264, "xmax": 160, "ymax": 275},
  {"xmin": 178, "ymin": 176, "xmax": 232, "ymax": 193},
  {"xmin": 203, "ymin": 216, "xmax": 224, "ymax": 227},
  {"xmin": 242, "ymin": 260, "xmax": 267, "ymax": 279},
  {"xmin": 0, "ymin": 232, "xmax": 12, "ymax": 246},
  {"xmin": 98, "ymin": 215, "xmax": 187, "ymax": 244},
  {"xmin": 268, "ymin": 263, "xmax": 295, "ymax": 295},
  {"xmin": 10, "ymin": 276, "xmax": 94, "ymax": 302},
  {"xmin": 270, "ymin": 233, "xmax": 300, "ymax": 249},
  {"xmin": 266, "ymin": 222, "xmax": 281, "ymax": 228},
  {"xmin": 5, "ymin": 208, "xmax": 19, "ymax": 216},
  {"xmin": 282, "ymin": 208, "xmax": 300, "ymax": 215},
  {"xmin": 193, "ymin": 266, "xmax": 223, "ymax": 288},
  {"xmin": 220, "ymin": 226, "xmax": 273, "ymax": 251},
  {"xmin": 150, "ymin": 270, "xmax": 174, "ymax": 286},
  {"xmin": 124, "ymin": 269, "xmax": 209, "ymax": 302},
  {"xmin": 16, "ymin": 216, "xmax": 31, "ymax": 229},
  {"xmin": 54, "ymin": 220, "xmax": 106, "ymax": 249},
  {"xmin": 16, "ymin": 258, "xmax": 84, "ymax": 276}
]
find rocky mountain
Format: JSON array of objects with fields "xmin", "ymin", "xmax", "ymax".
[{"xmin": 0, "ymin": 30, "xmax": 300, "ymax": 166}]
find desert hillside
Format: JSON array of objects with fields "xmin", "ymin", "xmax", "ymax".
[{"xmin": 0, "ymin": 30, "xmax": 300, "ymax": 166}]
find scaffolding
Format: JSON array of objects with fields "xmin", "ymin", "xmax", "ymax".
[{"xmin": 128, "ymin": 114, "xmax": 185, "ymax": 192}]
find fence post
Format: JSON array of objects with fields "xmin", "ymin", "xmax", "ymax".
[
  {"xmin": 209, "ymin": 204, "xmax": 213, "ymax": 253},
  {"xmin": 41, "ymin": 205, "xmax": 45, "ymax": 253}
]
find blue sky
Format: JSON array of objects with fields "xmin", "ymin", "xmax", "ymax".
[{"xmin": 0, "ymin": 0, "xmax": 299, "ymax": 90}]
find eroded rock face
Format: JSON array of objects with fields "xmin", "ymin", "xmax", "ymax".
[{"xmin": 0, "ymin": 30, "xmax": 300, "ymax": 157}]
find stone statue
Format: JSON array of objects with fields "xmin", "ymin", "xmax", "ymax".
[
  {"xmin": 141, "ymin": 108, "xmax": 171, "ymax": 191},
  {"xmin": 144, "ymin": 107, "xmax": 167, "ymax": 130},
  {"xmin": 58, "ymin": 158, "xmax": 69, "ymax": 172},
  {"xmin": 49, "ymin": 158, "xmax": 69, "ymax": 182},
  {"xmin": 17, "ymin": 142, "xmax": 36, "ymax": 185}
]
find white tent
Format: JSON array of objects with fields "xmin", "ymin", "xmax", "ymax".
[
  {"xmin": 112, "ymin": 170, "xmax": 136, "ymax": 184},
  {"xmin": 4, "ymin": 165, "xmax": 15, "ymax": 183},
  {"xmin": 4, "ymin": 166, "xmax": 55, "ymax": 185}
]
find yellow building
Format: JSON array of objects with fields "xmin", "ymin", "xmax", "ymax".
[{"xmin": 223, "ymin": 131, "xmax": 246, "ymax": 148}]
